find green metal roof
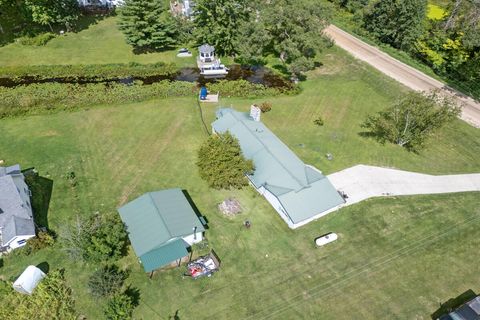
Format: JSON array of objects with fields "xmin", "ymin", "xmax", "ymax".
[
  {"xmin": 212, "ymin": 108, "xmax": 345, "ymax": 225},
  {"xmin": 118, "ymin": 188, "xmax": 205, "ymax": 271},
  {"xmin": 140, "ymin": 238, "xmax": 189, "ymax": 272}
]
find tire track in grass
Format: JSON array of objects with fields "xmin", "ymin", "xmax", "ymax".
[{"xmin": 117, "ymin": 117, "xmax": 184, "ymax": 206}]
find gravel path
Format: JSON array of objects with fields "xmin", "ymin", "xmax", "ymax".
[{"xmin": 324, "ymin": 25, "xmax": 480, "ymax": 128}]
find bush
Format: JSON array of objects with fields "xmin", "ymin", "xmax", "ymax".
[
  {"xmin": 0, "ymin": 270, "xmax": 77, "ymax": 320},
  {"xmin": 88, "ymin": 265, "xmax": 128, "ymax": 297},
  {"xmin": 18, "ymin": 33, "xmax": 56, "ymax": 46},
  {"xmin": 259, "ymin": 101, "xmax": 272, "ymax": 113},
  {"xmin": 104, "ymin": 293, "xmax": 135, "ymax": 320},
  {"xmin": 62, "ymin": 213, "xmax": 128, "ymax": 263},
  {"xmin": 27, "ymin": 231, "xmax": 55, "ymax": 252},
  {"xmin": 206, "ymin": 80, "xmax": 288, "ymax": 98}
]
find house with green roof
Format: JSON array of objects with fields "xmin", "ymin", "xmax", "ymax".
[
  {"xmin": 118, "ymin": 188, "xmax": 206, "ymax": 272},
  {"xmin": 212, "ymin": 107, "xmax": 345, "ymax": 229}
]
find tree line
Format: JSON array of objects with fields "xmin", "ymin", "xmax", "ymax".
[
  {"xmin": 118, "ymin": 0, "xmax": 333, "ymax": 76},
  {"xmin": 329, "ymin": 0, "xmax": 480, "ymax": 98},
  {"xmin": 0, "ymin": 0, "xmax": 80, "ymax": 42}
]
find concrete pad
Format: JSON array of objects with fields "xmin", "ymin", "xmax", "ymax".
[
  {"xmin": 328, "ymin": 165, "xmax": 480, "ymax": 207},
  {"xmin": 200, "ymin": 94, "xmax": 219, "ymax": 103}
]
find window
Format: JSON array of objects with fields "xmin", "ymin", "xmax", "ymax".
[{"xmin": 17, "ymin": 239, "xmax": 27, "ymax": 245}]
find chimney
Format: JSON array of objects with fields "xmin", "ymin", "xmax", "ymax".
[{"xmin": 250, "ymin": 104, "xmax": 261, "ymax": 122}]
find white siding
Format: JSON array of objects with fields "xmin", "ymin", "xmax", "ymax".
[
  {"xmin": 182, "ymin": 232, "xmax": 203, "ymax": 245},
  {"xmin": 5, "ymin": 234, "xmax": 35, "ymax": 250},
  {"xmin": 256, "ymin": 185, "xmax": 295, "ymax": 228}
]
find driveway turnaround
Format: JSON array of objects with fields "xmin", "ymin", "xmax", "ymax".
[
  {"xmin": 328, "ymin": 165, "xmax": 480, "ymax": 207},
  {"xmin": 324, "ymin": 25, "xmax": 480, "ymax": 128}
]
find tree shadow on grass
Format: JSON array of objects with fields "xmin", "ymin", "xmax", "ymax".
[
  {"xmin": 23, "ymin": 169, "xmax": 53, "ymax": 231},
  {"xmin": 431, "ymin": 289, "xmax": 477, "ymax": 319},
  {"xmin": 73, "ymin": 13, "xmax": 110, "ymax": 33},
  {"xmin": 124, "ymin": 285, "xmax": 141, "ymax": 307}
]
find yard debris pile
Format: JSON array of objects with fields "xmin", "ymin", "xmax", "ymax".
[{"xmin": 218, "ymin": 198, "xmax": 242, "ymax": 216}]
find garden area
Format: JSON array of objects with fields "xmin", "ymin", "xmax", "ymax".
[{"xmin": 0, "ymin": 37, "xmax": 479, "ymax": 318}]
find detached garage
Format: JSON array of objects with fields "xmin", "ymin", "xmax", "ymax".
[{"xmin": 118, "ymin": 188, "xmax": 206, "ymax": 273}]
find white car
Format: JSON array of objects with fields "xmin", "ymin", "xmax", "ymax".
[
  {"xmin": 315, "ymin": 232, "xmax": 338, "ymax": 247},
  {"xmin": 177, "ymin": 48, "xmax": 192, "ymax": 57}
]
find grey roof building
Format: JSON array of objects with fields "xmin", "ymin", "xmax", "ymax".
[
  {"xmin": 0, "ymin": 165, "xmax": 35, "ymax": 251},
  {"xmin": 439, "ymin": 296, "xmax": 480, "ymax": 320},
  {"xmin": 212, "ymin": 108, "xmax": 345, "ymax": 229}
]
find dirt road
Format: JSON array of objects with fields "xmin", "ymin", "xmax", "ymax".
[{"xmin": 324, "ymin": 25, "xmax": 480, "ymax": 128}]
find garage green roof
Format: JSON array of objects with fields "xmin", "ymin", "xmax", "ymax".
[
  {"xmin": 140, "ymin": 239, "xmax": 189, "ymax": 272},
  {"xmin": 118, "ymin": 188, "xmax": 205, "ymax": 272},
  {"xmin": 212, "ymin": 108, "xmax": 345, "ymax": 225}
]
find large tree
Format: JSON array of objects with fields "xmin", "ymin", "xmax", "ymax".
[
  {"xmin": 197, "ymin": 132, "xmax": 254, "ymax": 190},
  {"xmin": 444, "ymin": 0, "xmax": 480, "ymax": 48},
  {"xmin": 118, "ymin": 0, "xmax": 177, "ymax": 51},
  {"xmin": 361, "ymin": 91, "xmax": 460, "ymax": 151},
  {"xmin": 193, "ymin": 0, "xmax": 251, "ymax": 56},
  {"xmin": 363, "ymin": 0, "xmax": 427, "ymax": 51},
  {"xmin": 237, "ymin": 0, "xmax": 331, "ymax": 76},
  {"xmin": 24, "ymin": 0, "xmax": 79, "ymax": 32}
]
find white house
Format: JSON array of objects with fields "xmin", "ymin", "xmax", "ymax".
[
  {"xmin": 212, "ymin": 108, "xmax": 346, "ymax": 229},
  {"xmin": 0, "ymin": 164, "xmax": 35, "ymax": 252}
]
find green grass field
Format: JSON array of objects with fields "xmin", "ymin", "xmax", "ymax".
[
  {"xmin": 0, "ymin": 17, "xmax": 195, "ymax": 67},
  {"xmin": 0, "ymin": 44, "xmax": 479, "ymax": 319}
]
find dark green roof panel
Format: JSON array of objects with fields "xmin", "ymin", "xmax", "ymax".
[{"xmin": 140, "ymin": 239, "xmax": 189, "ymax": 272}]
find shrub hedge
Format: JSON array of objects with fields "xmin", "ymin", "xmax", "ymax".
[
  {"xmin": 18, "ymin": 33, "xmax": 57, "ymax": 46},
  {"xmin": 0, "ymin": 62, "xmax": 178, "ymax": 80},
  {"xmin": 0, "ymin": 80, "xmax": 289, "ymax": 118}
]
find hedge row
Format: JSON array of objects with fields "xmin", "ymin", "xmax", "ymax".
[
  {"xmin": 0, "ymin": 62, "xmax": 178, "ymax": 80},
  {"xmin": 0, "ymin": 80, "xmax": 288, "ymax": 118}
]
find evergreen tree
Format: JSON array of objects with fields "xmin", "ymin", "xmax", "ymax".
[
  {"xmin": 363, "ymin": 0, "xmax": 427, "ymax": 51},
  {"xmin": 193, "ymin": 0, "xmax": 251, "ymax": 56},
  {"xmin": 88, "ymin": 264, "xmax": 128, "ymax": 297},
  {"xmin": 104, "ymin": 293, "xmax": 135, "ymax": 320},
  {"xmin": 197, "ymin": 132, "xmax": 254, "ymax": 190},
  {"xmin": 118, "ymin": 0, "xmax": 177, "ymax": 51}
]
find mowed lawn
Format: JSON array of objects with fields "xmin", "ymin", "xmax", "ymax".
[
  {"xmin": 0, "ymin": 17, "xmax": 195, "ymax": 66},
  {"xmin": 0, "ymin": 47, "xmax": 479, "ymax": 319}
]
